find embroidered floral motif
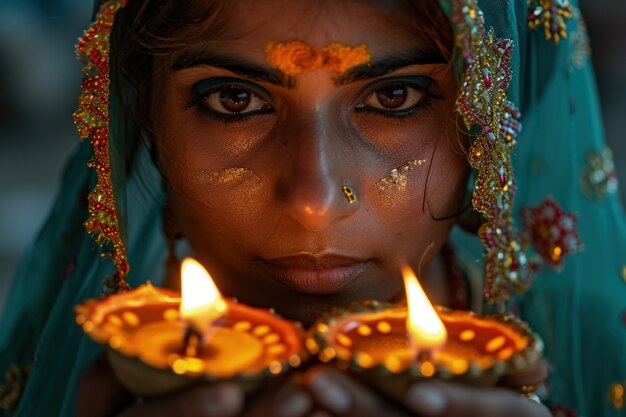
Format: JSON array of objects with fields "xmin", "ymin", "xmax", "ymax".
[
  {"xmin": 528, "ymin": 0, "xmax": 573, "ymax": 44},
  {"xmin": 522, "ymin": 198, "xmax": 583, "ymax": 268},
  {"xmin": 0, "ymin": 365, "xmax": 30, "ymax": 413},
  {"xmin": 569, "ymin": 7, "xmax": 591, "ymax": 70},
  {"xmin": 73, "ymin": 0, "xmax": 129, "ymax": 292},
  {"xmin": 479, "ymin": 220, "xmax": 534, "ymax": 301},
  {"xmin": 451, "ymin": 0, "xmax": 529, "ymax": 304},
  {"xmin": 580, "ymin": 147, "xmax": 619, "ymax": 200}
]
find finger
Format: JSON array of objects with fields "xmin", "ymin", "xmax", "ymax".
[
  {"xmin": 244, "ymin": 380, "xmax": 313, "ymax": 417},
  {"xmin": 305, "ymin": 366, "xmax": 408, "ymax": 417},
  {"xmin": 117, "ymin": 383, "xmax": 243, "ymax": 417},
  {"xmin": 76, "ymin": 353, "xmax": 133, "ymax": 417},
  {"xmin": 406, "ymin": 381, "xmax": 552, "ymax": 417},
  {"xmin": 499, "ymin": 360, "xmax": 548, "ymax": 392}
]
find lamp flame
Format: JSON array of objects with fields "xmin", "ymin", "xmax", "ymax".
[
  {"xmin": 180, "ymin": 258, "xmax": 228, "ymax": 334},
  {"xmin": 402, "ymin": 265, "xmax": 447, "ymax": 353}
]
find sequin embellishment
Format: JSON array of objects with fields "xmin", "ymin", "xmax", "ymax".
[
  {"xmin": 0, "ymin": 365, "xmax": 30, "ymax": 413},
  {"xmin": 528, "ymin": 0, "xmax": 573, "ymax": 44},
  {"xmin": 451, "ymin": 0, "xmax": 529, "ymax": 304},
  {"xmin": 73, "ymin": 0, "xmax": 129, "ymax": 292}
]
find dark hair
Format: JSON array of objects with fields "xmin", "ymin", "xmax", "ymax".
[
  {"xmin": 112, "ymin": 0, "xmax": 454, "ymax": 138},
  {"xmin": 112, "ymin": 1, "xmax": 230, "ymax": 139}
]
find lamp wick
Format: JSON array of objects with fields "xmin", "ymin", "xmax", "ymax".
[
  {"xmin": 417, "ymin": 350, "xmax": 433, "ymax": 362},
  {"xmin": 184, "ymin": 325, "xmax": 204, "ymax": 357}
]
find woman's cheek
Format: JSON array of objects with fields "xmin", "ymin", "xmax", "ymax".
[
  {"xmin": 156, "ymin": 109, "xmax": 276, "ymax": 239},
  {"xmin": 368, "ymin": 157, "xmax": 429, "ymax": 220},
  {"xmin": 157, "ymin": 135, "xmax": 272, "ymax": 244},
  {"xmin": 357, "ymin": 110, "xmax": 467, "ymax": 227},
  {"xmin": 175, "ymin": 166, "xmax": 268, "ymax": 227},
  {"xmin": 361, "ymin": 129, "xmax": 437, "ymax": 225}
]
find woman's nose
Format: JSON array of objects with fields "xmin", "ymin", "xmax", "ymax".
[{"xmin": 280, "ymin": 118, "xmax": 358, "ymax": 232}]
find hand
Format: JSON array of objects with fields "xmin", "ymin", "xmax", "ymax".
[
  {"xmin": 405, "ymin": 381, "xmax": 551, "ymax": 417},
  {"xmin": 295, "ymin": 362, "xmax": 551, "ymax": 417},
  {"xmin": 300, "ymin": 365, "xmax": 413, "ymax": 417},
  {"xmin": 241, "ymin": 375, "xmax": 314, "ymax": 417},
  {"xmin": 404, "ymin": 360, "xmax": 551, "ymax": 417},
  {"xmin": 76, "ymin": 353, "xmax": 244, "ymax": 417}
]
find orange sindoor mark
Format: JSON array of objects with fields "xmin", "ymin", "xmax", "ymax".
[{"xmin": 265, "ymin": 40, "xmax": 371, "ymax": 77}]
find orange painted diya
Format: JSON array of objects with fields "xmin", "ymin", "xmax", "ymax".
[
  {"xmin": 75, "ymin": 261, "xmax": 306, "ymax": 397},
  {"xmin": 306, "ymin": 268, "xmax": 543, "ymax": 402}
]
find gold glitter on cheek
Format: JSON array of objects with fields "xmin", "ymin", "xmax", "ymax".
[
  {"xmin": 180, "ymin": 167, "xmax": 265, "ymax": 213},
  {"xmin": 179, "ymin": 166, "xmax": 264, "ymax": 199},
  {"xmin": 184, "ymin": 167, "xmax": 254, "ymax": 185},
  {"xmin": 376, "ymin": 159, "xmax": 427, "ymax": 194},
  {"xmin": 226, "ymin": 129, "xmax": 267, "ymax": 156},
  {"xmin": 210, "ymin": 167, "xmax": 251, "ymax": 185}
]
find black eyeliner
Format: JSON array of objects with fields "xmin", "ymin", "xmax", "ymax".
[
  {"xmin": 353, "ymin": 75, "xmax": 444, "ymax": 122},
  {"xmin": 184, "ymin": 77, "xmax": 274, "ymax": 123}
]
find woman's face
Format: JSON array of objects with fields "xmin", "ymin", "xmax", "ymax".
[{"xmin": 153, "ymin": 0, "xmax": 468, "ymax": 324}]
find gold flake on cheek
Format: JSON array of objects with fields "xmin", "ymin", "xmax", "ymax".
[
  {"xmin": 183, "ymin": 167, "xmax": 265, "ymax": 211},
  {"xmin": 376, "ymin": 159, "xmax": 427, "ymax": 194},
  {"xmin": 210, "ymin": 167, "xmax": 253, "ymax": 185},
  {"xmin": 225, "ymin": 130, "xmax": 268, "ymax": 156},
  {"xmin": 181, "ymin": 166, "xmax": 263, "ymax": 192},
  {"xmin": 184, "ymin": 167, "xmax": 251, "ymax": 184},
  {"xmin": 264, "ymin": 40, "xmax": 371, "ymax": 78},
  {"xmin": 227, "ymin": 136, "xmax": 258, "ymax": 156}
]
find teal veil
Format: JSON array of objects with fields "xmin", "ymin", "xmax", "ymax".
[
  {"xmin": 447, "ymin": 2, "xmax": 626, "ymax": 415},
  {"xmin": 1, "ymin": 1, "xmax": 625, "ymax": 416}
]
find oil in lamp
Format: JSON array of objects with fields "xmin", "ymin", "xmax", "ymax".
[
  {"xmin": 305, "ymin": 265, "xmax": 543, "ymax": 401},
  {"xmin": 75, "ymin": 258, "xmax": 307, "ymax": 396}
]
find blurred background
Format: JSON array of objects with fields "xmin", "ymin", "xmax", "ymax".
[{"xmin": 0, "ymin": 1, "xmax": 624, "ymax": 313}]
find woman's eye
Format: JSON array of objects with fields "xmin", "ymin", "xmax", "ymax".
[
  {"xmin": 201, "ymin": 87, "xmax": 271, "ymax": 115},
  {"xmin": 362, "ymin": 84, "xmax": 425, "ymax": 112}
]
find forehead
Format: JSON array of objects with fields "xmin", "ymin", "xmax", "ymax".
[{"xmin": 178, "ymin": 0, "xmax": 430, "ymax": 59}]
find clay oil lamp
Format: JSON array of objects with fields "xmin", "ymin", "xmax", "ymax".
[
  {"xmin": 306, "ymin": 266, "xmax": 543, "ymax": 401},
  {"xmin": 76, "ymin": 258, "xmax": 307, "ymax": 396}
]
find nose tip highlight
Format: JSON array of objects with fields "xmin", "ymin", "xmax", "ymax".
[
  {"xmin": 288, "ymin": 182, "xmax": 358, "ymax": 232},
  {"xmin": 279, "ymin": 112, "xmax": 359, "ymax": 231}
]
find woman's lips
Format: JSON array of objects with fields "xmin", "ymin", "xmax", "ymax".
[{"xmin": 258, "ymin": 254, "xmax": 371, "ymax": 295}]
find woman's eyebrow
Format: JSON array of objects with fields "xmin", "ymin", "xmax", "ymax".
[
  {"xmin": 170, "ymin": 47, "xmax": 446, "ymax": 88},
  {"xmin": 170, "ymin": 51, "xmax": 290, "ymax": 87},
  {"xmin": 338, "ymin": 48, "xmax": 447, "ymax": 85}
]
